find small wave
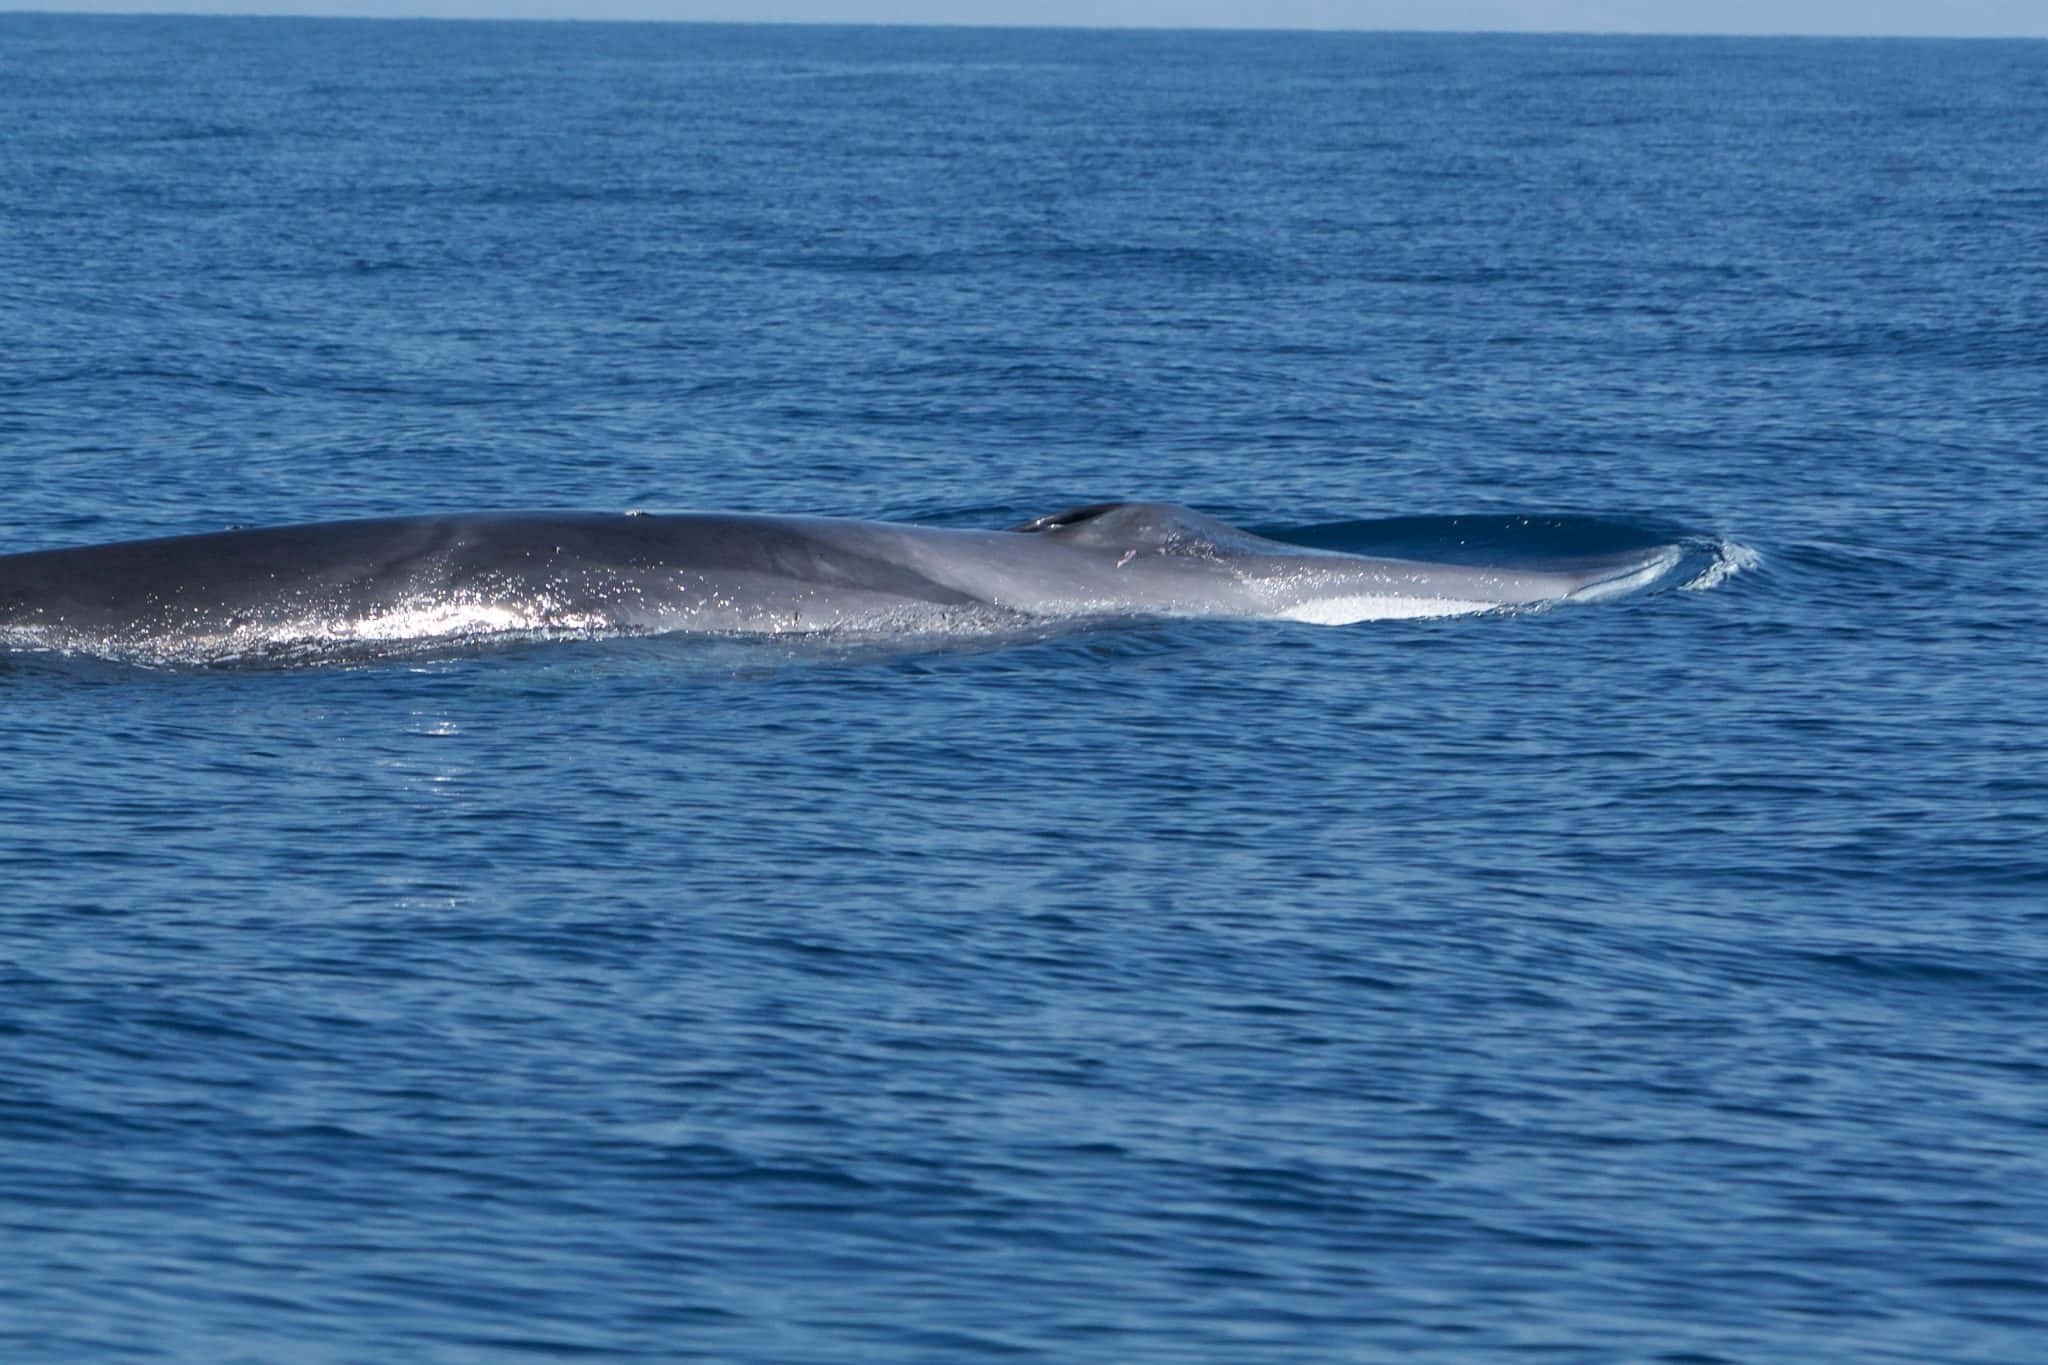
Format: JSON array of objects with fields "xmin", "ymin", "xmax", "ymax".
[{"xmin": 1681, "ymin": 541, "xmax": 1763, "ymax": 592}]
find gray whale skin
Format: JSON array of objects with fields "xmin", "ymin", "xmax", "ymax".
[{"xmin": 0, "ymin": 502, "xmax": 1679, "ymax": 664}]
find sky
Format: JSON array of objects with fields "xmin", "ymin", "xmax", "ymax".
[{"xmin": 8, "ymin": 0, "xmax": 2046, "ymax": 36}]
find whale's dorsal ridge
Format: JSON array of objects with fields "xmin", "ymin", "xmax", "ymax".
[
  {"xmin": 1008, "ymin": 502, "xmax": 1274, "ymax": 558},
  {"xmin": 1007, "ymin": 503, "xmax": 1131, "ymax": 534}
]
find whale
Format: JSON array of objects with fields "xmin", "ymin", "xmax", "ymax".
[{"xmin": 0, "ymin": 502, "xmax": 1682, "ymax": 666}]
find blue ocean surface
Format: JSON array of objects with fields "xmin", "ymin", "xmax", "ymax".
[{"xmin": 4, "ymin": 15, "xmax": 2047, "ymax": 1361}]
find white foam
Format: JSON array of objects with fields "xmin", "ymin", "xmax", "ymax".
[{"xmin": 330, "ymin": 593, "xmax": 611, "ymax": 643}]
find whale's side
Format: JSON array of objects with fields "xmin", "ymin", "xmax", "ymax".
[{"xmin": 0, "ymin": 503, "xmax": 1685, "ymax": 665}]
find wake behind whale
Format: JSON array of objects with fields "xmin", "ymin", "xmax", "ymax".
[{"xmin": 0, "ymin": 502, "xmax": 1709, "ymax": 669}]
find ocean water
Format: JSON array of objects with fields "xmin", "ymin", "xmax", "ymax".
[{"xmin": 4, "ymin": 15, "xmax": 2047, "ymax": 1361}]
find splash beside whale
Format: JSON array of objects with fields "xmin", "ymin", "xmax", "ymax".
[{"xmin": 0, "ymin": 502, "xmax": 1686, "ymax": 667}]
